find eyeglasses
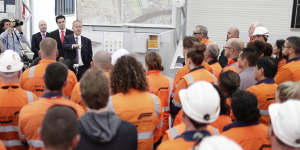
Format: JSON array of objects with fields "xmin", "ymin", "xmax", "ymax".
[
  {"xmin": 1, "ymin": 86, "xmax": 19, "ymax": 89},
  {"xmin": 223, "ymin": 46, "xmax": 232, "ymax": 49},
  {"xmin": 193, "ymin": 32, "xmax": 202, "ymax": 35}
]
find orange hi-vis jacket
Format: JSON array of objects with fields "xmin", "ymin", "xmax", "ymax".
[
  {"xmin": 158, "ymin": 130, "xmax": 211, "ymax": 150},
  {"xmin": 70, "ymin": 72, "xmax": 110, "ymax": 111},
  {"xmin": 109, "ymin": 89, "xmax": 162, "ymax": 150},
  {"xmin": 208, "ymin": 60, "xmax": 222, "ymax": 80},
  {"xmin": 20, "ymin": 59, "xmax": 78, "ymax": 98},
  {"xmin": 0, "ymin": 141, "xmax": 6, "ymax": 150},
  {"xmin": 162, "ymin": 123, "xmax": 219, "ymax": 142},
  {"xmin": 18, "ymin": 93, "xmax": 84, "ymax": 150},
  {"xmin": 0, "ymin": 82, "xmax": 37, "ymax": 150},
  {"xmin": 222, "ymin": 122, "xmax": 270, "ymax": 150},
  {"xmin": 222, "ymin": 58, "xmax": 240, "ymax": 73},
  {"xmin": 173, "ymin": 62, "xmax": 214, "ymax": 95},
  {"xmin": 246, "ymin": 78, "xmax": 277, "ymax": 125},
  {"xmin": 173, "ymin": 66, "xmax": 217, "ymax": 107},
  {"xmin": 146, "ymin": 70, "xmax": 173, "ymax": 134},
  {"xmin": 274, "ymin": 57, "xmax": 300, "ymax": 84},
  {"xmin": 210, "ymin": 115, "xmax": 232, "ymax": 133},
  {"xmin": 277, "ymin": 59, "xmax": 286, "ymax": 70}
]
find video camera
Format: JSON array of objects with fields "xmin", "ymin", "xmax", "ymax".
[{"xmin": 13, "ymin": 19, "xmax": 23, "ymax": 27}]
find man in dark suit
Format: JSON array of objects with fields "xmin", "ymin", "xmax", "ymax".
[
  {"xmin": 31, "ymin": 20, "xmax": 50, "ymax": 64},
  {"xmin": 63, "ymin": 20, "xmax": 92, "ymax": 80},
  {"xmin": 50, "ymin": 15, "xmax": 73, "ymax": 60}
]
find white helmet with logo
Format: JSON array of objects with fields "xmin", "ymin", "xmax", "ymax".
[{"xmin": 0, "ymin": 50, "xmax": 24, "ymax": 72}]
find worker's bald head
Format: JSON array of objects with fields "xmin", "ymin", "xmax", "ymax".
[
  {"xmin": 92, "ymin": 50, "xmax": 112, "ymax": 71},
  {"xmin": 39, "ymin": 38, "xmax": 58, "ymax": 58},
  {"xmin": 227, "ymin": 27, "xmax": 239, "ymax": 40}
]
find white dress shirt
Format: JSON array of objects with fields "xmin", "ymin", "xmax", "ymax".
[{"xmin": 73, "ymin": 34, "xmax": 84, "ymax": 66}]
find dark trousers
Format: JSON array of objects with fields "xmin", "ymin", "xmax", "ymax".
[{"xmin": 76, "ymin": 66, "xmax": 87, "ymax": 80}]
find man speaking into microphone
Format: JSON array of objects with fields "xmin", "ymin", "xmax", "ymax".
[{"xmin": 63, "ymin": 20, "xmax": 92, "ymax": 80}]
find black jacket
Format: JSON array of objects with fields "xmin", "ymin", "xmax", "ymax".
[
  {"xmin": 62, "ymin": 34, "xmax": 92, "ymax": 70},
  {"xmin": 74, "ymin": 111, "xmax": 137, "ymax": 150},
  {"xmin": 31, "ymin": 32, "xmax": 50, "ymax": 59},
  {"xmin": 50, "ymin": 29, "xmax": 73, "ymax": 58}
]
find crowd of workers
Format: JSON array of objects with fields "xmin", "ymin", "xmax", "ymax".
[{"xmin": 0, "ymin": 15, "xmax": 300, "ymax": 150}]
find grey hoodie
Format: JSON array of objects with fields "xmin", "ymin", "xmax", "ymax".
[{"xmin": 79, "ymin": 111, "xmax": 121, "ymax": 143}]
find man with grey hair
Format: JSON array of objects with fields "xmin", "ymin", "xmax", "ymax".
[
  {"xmin": 193, "ymin": 25, "xmax": 210, "ymax": 44},
  {"xmin": 63, "ymin": 20, "xmax": 93, "ymax": 80},
  {"xmin": 31, "ymin": 20, "xmax": 51, "ymax": 61},
  {"xmin": 219, "ymin": 27, "xmax": 240, "ymax": 67},
  {"xmin": 205, "ymin": 43, "xmax": 222, "ymax": 79},
  {"xmin": 222, "ymin": 38, "xmax": 244, "ymax": 73}
]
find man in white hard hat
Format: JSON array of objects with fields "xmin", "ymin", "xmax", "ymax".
[
  {"xmin": 158, "ymin": 81, "xmax": 220, "ymax": 150},
  {"xmin": 0, "ymin": 50, "xmax": 37, "ymax": 149},
  {"xmin": 253, "ymin": 26, "xmax": 269, "ymax": 42},
  {"xmin": 196, "ymin": 135, "xmax": 242, "ymax": 150},
  {"xmin": 268, "ymin": 100, "xmax": 300, "ymax": 150}
]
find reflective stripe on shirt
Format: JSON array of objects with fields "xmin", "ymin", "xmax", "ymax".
[
  {"xmin": 2, "ymin": 140, "xmax": 23, "ymax": 147},
  {"xmin": 28, "ymin": 140, "xmax": 44, "ymax": 147},
  {"xmin": 150, "ymin": 94, "xmax": 160, "ymax": 118},
  {"xmin": 29, "ymin": 66, "xmax": 36, "ymax": 78},
  {"xmin": 26, "ymin": 91, "xmax": 34, "ymax": 103},
  {"xmin": 138, "ymin": 130, "xmax": 154, "ymax": 140},
  {"xmin": 0, "ymin": 126, "xmax": 18, "ymax": 132}
]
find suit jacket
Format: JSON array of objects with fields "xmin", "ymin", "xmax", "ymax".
[
  {"xmin": 62, "ymin": 34, "xmax": 92, "ymax": 69},
  {"xmin": 31, "ymin": 32, "xmax": 50, "ymax": 59},
  {"xmin": 50, "ymin": 29, "xmax": 73, "ymax": 58}
]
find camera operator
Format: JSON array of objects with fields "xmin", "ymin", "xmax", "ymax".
[{"xmin": 0, "ymin": 19, "xmax": 27, "ymax": 55}]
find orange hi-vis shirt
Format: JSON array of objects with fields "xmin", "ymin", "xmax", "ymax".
[
  {"xmin": 274, "ymin": 57, "xmax": 300, "ymax": 84},
  {"xmin": 109, "ymin": 89, "xmax": 162, "ymax": 150},
  {"xmin": 158, "ymin": 130, "xmax": 211, "ymax": 150},
  {"xmin": 0, "ymin": 82, "xmax": 37, "ymax": 150},
  {"xmin": 162, "ymin": 123, "xmax": 219, "ymax": 142},
  {"xmin": 222, "ymin": 58, "xmax": 240, "ymax": 73},
  {"xmin": 20, "ymin": 59, "xmax": 78, "ymax": 98},
  {"xmin": 222, "ymin": 122, "xmax": 270, "ymax": 150},
  {"xmin": 208, "ymin": 59, "xmax": 222, "ymax": 80},
  {"xmin": 18, "ymin": 93, "xmax": 84, "ymax": 150},
  {"xmin": 277, "ymin": 59, "xmax": 286, "ymax": 70},
  {"xmin": 173, "ymin": 66, "xmax": 217, "ymax": 107},
  {"xmin": 201, "ymin": 38, "xmax": 210, "ymax": 45},
  {"xmin": 246, "ymin": 78, "xmax": 277, "ymax": 125},
  {"xmin": 210, "ymin": 115, "xmax": 232, "ymax": 133},
  {"xmin": 173, "ymin": 62, "xmax": 214, "ymax": 94},
  {"xmin": 146, "ymin": 70, "xmax": 173, "ymax": 134},
  {"xmin": 70, "ymin": 72, "xmax": 110, "ymax": 111},
  {"xmin": 0, "ymin": 141, "xmax": 6, "ymax": 150}
]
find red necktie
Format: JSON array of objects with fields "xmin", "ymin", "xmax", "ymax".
[{"xmin": 61, "ymin": 30, "xmax": 64, "ymax": 44}]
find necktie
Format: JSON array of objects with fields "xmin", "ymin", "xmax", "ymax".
[
  {"xmin": 42, "ymin": 33, "xmax": 46, "ymax": 40},
  {"xmin": 75, "ymin": 37, "xmax": 79, "ymax": 64},
  {"xmin": 61, "ymin": 30, "xmax": 64, "ymax": 44}
]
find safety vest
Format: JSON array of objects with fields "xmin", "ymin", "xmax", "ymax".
[
  {"xmin": 162, "ymin": 123, "xmax": 219, "ymax": 141},
  {"xmin": 277, "ymin": 59, "xmax": 286, "ymax": 70},
  {"xmin": 246, "ymin": 78, "xmax": 277, "ymax": 125},
  {"xmin": 20, "ymin": 59, "xmax": 78, "ymax": 98},
  {"xmin": 18, "ymin": 93, "xmax": 84, "ymax": 150},
  {"xmin": 146, "ymin": 70, "xmax": 173, "ymax": 135},
  {"xmin": 173, "ymin": 66, "xmax": 217, "ymax": 107},
  {"xmin": 275, "ymin": 57, "xmax": 300, "ymax": 84},
  {"xmin": 0, "ymin": 82, "xmax": 37, "ymax": 150},
  {"xmin": 70, "ymin": 71, "xmax": 110, "ymax": 112},
  {"xmin": 222, "ymin": 122, "xmax": 270, "ymax": 150},
  {"xmin": 158, "ymin": 130, "xmax": 211, "ymax": 150},
  {"xmin": 109, "ymin": 89, "xmax": 162, "ymax": 150}
]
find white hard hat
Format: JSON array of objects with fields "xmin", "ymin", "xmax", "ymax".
[
  {"xmin": 269, "ymin": 100, "xmax": 300, "ymax": 148},
  {"xmin": 111, "ymin": 49, "xmax": 130, "ymax": 65},
  {"xmin": 253, "ymin": 26, "xmax": 269, "ymax": 37},
  {"xmin": 197, "ymin": 135, "xmax": 243, "ymax": 150},
  {"xmin": 179, "ymin": 81, "xmax": 220, "ymax": 123},
  {"xmin": 0, "ymin": 50, "xmax": 23, "ymax": 72}
]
